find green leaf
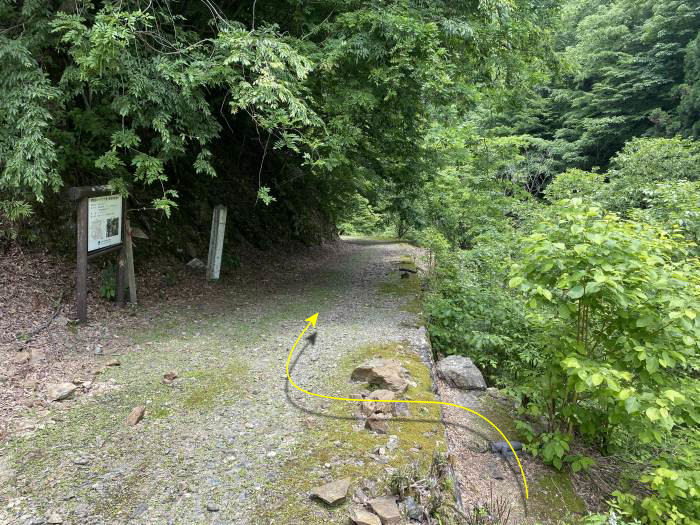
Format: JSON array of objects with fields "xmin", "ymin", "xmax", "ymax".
[
  {"xmin": 568, "ymin": 285, "xmax": 585, "ymax": 299},
  {"xmin": 663, "ymin": 390, "xmax": 685, "ymax": 403},
  {"xmin": 625, "ymin": 396, "xmax": 640, "ymax": 414},
  {"xmin": 645, "ymin": 407, "xmax": 660, "ymax": 422},
  {"xmin": 645, "ymin": 357, "xmax": 659, "ymax": 374},
  {"xmin": 562, "ymin": 357, "xmax": 580, "ymax": 369},
  {"xmin": 508, "ymin": 276, "xmax": 524, "ymax": 288}
]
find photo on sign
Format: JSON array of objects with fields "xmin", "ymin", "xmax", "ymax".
[
  {"xmin": 88, "ymin": 195, "xmax": 122, "ymax": 252},
  {"xmin": 106, "ymin": 217, "xmax": 120, "ymax": 237}
]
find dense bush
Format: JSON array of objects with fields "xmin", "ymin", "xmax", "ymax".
[
  {"xmin": 602, "ymin": 138, "xmax": 700, "ymax": 214},
  {"xmin": 421, "ymin": 127, "xmax": 700, "ymax": 524},
  {"xmin": 511, "ymin": 199, "xmax": 700, "ymax": 441},
  {"xmin": 426, "ymin": 235, "xmax": 541, "ymax": 387},
  {"xmin": 544, "ymin": 168, "xmax": 605, "ymax": 203}
]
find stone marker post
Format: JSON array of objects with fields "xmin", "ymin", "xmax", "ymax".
[{"xmin": 206, "ymin": 205, "xmax": 227, "ymax": 281}]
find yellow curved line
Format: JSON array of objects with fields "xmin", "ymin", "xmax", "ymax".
[{"xmin": 285, "ymin": 316, "xmax": 529, "ymax": 500}]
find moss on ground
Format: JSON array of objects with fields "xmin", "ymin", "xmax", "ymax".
[
  {"xmin": 529, "ymin": 471, "xmax": 587, "ymax": 523},
  {"xmin": 255, "ymin": 341, "xmax": 447, "ymax": 523},
  {"xmin": 378, "ymin": 255, "xmax": 423, "ymax": 315},
  {"xmin": 470, "ymin": 396, "xmax": 587, "ymax": 524},
  {"xmin": 1, "ymin": 341, "xmax": 251, "ymax": 519},
  {"xmin": 181, "ymin": 360, "xmax": 248, "ymax": 409}
]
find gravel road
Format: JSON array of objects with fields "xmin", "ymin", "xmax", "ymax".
[{"xmin": 0, "ymin": 239, "xmax": 447, "ymax": 525}]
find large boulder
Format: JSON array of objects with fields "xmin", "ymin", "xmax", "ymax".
[
  {"xmin": 351, "ymin": 359, "xmax": 408, "ymax": 393},
  {"xmin": 437, "ymin": 355, "xmax": 486, "ymax": 390}
]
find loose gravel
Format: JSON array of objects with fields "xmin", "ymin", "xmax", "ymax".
[{"xmin": 0, "ymin": 239, "xmax": 447, "ymax": 525}]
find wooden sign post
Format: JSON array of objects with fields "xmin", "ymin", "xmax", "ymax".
[
  {"xmin": 206, "ymin": 205, "xmax": 227, "ymax": 281},
  {"xmin": 68, "ymin": 186, "xmax": 135, "ymax": 323}
]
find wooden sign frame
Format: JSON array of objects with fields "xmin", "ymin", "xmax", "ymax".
[{"xmin": 68, "ymin": 185, "xmax": 135, "ymax": 323}]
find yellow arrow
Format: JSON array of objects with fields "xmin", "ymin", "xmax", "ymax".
[{"xmin": 286, "ymin": 312, "xmax": 529, "ymax": 499}]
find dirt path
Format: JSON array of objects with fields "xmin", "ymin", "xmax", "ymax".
[
  {"xmin": 0, "ymin": 240, "xmax": 448, "ymax": 525},
  {"xmin": 0, "ymin": 239, "xmax": 584, "ymax": 525}
]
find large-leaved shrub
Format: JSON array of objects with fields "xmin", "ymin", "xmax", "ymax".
[{"xmin": 510, "ymin": 199, "xmax": 700, "ymax": 523}]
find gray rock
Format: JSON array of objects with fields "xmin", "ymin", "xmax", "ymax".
[
  {"xmin": 46, "ymin": 512, "xmax": 63, "ymax": 524},
  {"xmin": 130, "ymin": 503, "xmax": 148, "ymax": 519},
  {"xmin": 392, "ymin": 402, "xmax": 410, "ymax": 417},
  {"xmin": 386, "ymin": 435, "xmax": 399, "ymax": 451},
  {"xmin": 404, "ymin": 496, "xmax": 423, "ymax": 521},
  {"xmin": 365, "ymin": 416, "xmax": 389, "ymax": 434},
  {"xmin": 490, "ymin": 440, "xmax": 523, "ymax": 458},
  {"xmin": 361, "ymin": 389, "xmax": 395, "ymax": 416},
  {"xmin": 436, "ymin": 356, "xmax": 486, "ymax": 390},
  {"xmin": 206, "ymin": 503, "xmax": 220, "ymax": 512},
  {"xmin": 47, "ymin": 383, "xmax": 77, "ymax": 402},
  {"xmin": 310, "ymin": 478, "xmax": 351, "ymax": 506},
  {"xmin": 186, "ymin": 258, "xmax": 206, "ymax": 270},
  {"xmin": 352, "ymin": 488, "xmax": 369, "ymax": 505}
]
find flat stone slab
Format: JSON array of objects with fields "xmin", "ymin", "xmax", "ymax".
[
  {"xmin": 369, "ymin": 496, "xmax": 401, "ymax": 525},
  {"xmin": 310, "ymin": 478, "xmax": 351, "ymax": 506},
  {"xmin": 349, "ymin": 506, "xmax": 382, "ymax": 525},
  {"xmin": 351, "ymin": 359, "xmax": 409, "ymax": 393},
  {"xmin": 47, "ymin": 382, "xmax": 77, "ymax": 402}
]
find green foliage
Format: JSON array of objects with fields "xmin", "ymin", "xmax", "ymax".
[
  {"xmin": 99, "ymin": 262, "xmax": 117, "ymax": 301},
  {"xmin": 487, "ymin": 0, "xmax": 700, "ymax": 169},
  {"xmin": 0, "ymin": 200, "xmax": 33, "ymax": 244},
  {"xmin": 511, "ymin": 200, "xmax": 700, "ymax": 442},
  {"xmin": 0, "ymin": 0, "xmax": 559, "ymax": 247},
  {"xmin": 679, "ymin": 33, "xmax": 700, "ymax": 138},
  {"xmin": 416, "ymin": 227, "xmax": 449, "ymax": 273},
  {"xmin": 506, "ymin": 199, "xmax": 700, "ymax": 522},
  {"xmin": 0, "ymin": 27, "xmax": 61, "ymax": 228},
  {"xmin": 256, "ymin": 187, "xmax": 276, "ymax": 206},
  {"xmin": 544, "ymin": 168, "xmax": 605, "ymax": 203},
  {"xmin": 631, "ymin": 181, "xmax": 700, "ymax": 248},
  {"xmin": 426, "ymin": 239, "xmax": 541, "ymax": 385},
  {"xmin": 337, "ymin": 194, "xmax": 383, "ymax": 236},
  {"xmin": 602, "ymin": 138, "xmax": 700, "ymax": 213}
]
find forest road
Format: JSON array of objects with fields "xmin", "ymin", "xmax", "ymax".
[{"xmin": 1, "ymin": 239, "xmax": 464, "ymax": 524}]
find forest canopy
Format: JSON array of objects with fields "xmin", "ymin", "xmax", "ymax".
[{"xmin": 0, "ymin": 0, "xmax": 555, "ymax": 247}]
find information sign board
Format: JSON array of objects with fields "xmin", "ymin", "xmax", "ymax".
[{"xmin": 88, "ymin": 195, "xmax": 122, "ymax": 252}]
